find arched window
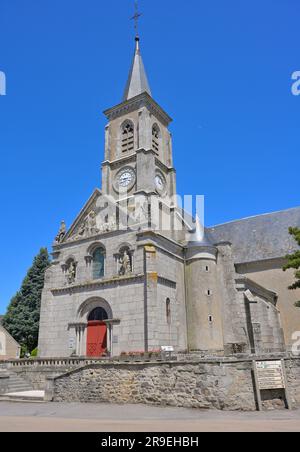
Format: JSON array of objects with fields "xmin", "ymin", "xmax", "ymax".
[
  {"xmin": 121, "ymin": 121, "xmax": 134, "ymax": 153},
  {"xmin": 92, "ymin": 248, "xmax": 105, "ymax": 280},
  {"xmin": 88, "ymin": 307, "xmax": 108, "ymax": 322},
  {"xmin": 152, "ymin": 124, "xmax": 160, "ymax": 153},
  {"xmin": 166, "ymin": 298, "xmax": 171, "ymax": 325}
]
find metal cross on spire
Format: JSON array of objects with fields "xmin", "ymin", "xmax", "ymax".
[{"xmin": 131, "ymin": 0, "xmax": 142, "ymax": 38}]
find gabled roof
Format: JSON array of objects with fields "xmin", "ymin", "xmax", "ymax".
[
  {"xmin": 123, "ymin": 37, "xmax": 152, "ymax": 101},
  {"xmin": 0, "ymin": 324, "xmax": 21, "ymax": 348},
  {"xmin": 57, "ymin": 189, "xmax": 102, "ymax": 244}
]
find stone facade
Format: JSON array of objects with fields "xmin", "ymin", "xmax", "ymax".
[
  {"xmin": 45, "ymin": 357, "xmax": 300, "ymax": 411},
  {"xmin": 0, "ymin": 324, "xmax": 21, "ymax": 361},
  {"xmin": 38, "ymin": 35, "xmax": 299, "ymax": 360},
  {"xmin": 209, "ymin": 209, "xmax": 300, "ymax": 351},
  {"xmin": 236, "ymin": 258, "xmax": 300, "ymax": 351}
]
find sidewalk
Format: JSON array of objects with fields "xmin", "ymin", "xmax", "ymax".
[{"xmin": 0, "ymin": 402, "xmax": 299, "ymax": 432}]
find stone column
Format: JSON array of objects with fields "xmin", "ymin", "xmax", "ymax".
[
  {"xmin": 104, "ymin": 124, "xmax": 110, "ymax": 160},
  {"xmin": 79, "ymin": 325, "xmax": 86, "ymax": 357},
  {"xmin": 104, "ymin": 320, "xmax": 120, "ymax": 357},
  {"xmin": 101, "ymin": 162, "xmax": 110, "ymax": 196},
  {"xmin": 138, "ymin": 107, "xmax": 151, "ymax": 150},
  {"xmin": 143, "ymin": 245, "xmax": 158, "ymax": 352},
  {"xmin": 45, "ymin": 377, "xmax": 55, "ymax": 402},
  {"xmin": 107, "ymin": 324, "xmax": 112, "ymax": 357},
  {"xmin": 75, "ymin": 326, "xmax": 80, "ymax": 356},
  {"xmin": 136, "ymin": 149, "xmax": 156, "ymax": 194}
]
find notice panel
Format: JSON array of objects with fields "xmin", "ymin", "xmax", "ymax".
[{"xmin": 255, "ymin": 361, "xmax": 285, "ymax": 390}]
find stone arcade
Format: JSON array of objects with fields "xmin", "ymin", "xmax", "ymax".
[{"xmin": 38, "ymin": 35, "xmax": 300, "ymax": 360}]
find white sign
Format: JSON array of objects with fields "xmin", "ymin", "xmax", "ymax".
[
  {"xmin": 161, "ymin": 346, "xmax": 174, "ymax": 353},
  {"xmin": 256, "ymin": 361, "xmax": 285, "ymax": 390}
]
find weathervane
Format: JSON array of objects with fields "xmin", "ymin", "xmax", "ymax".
[{"xmin": 131, "ymin": 0, "xmax": 142, "ymax": 38}]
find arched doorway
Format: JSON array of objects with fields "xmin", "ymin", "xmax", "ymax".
[{"xmin": 86, "ymin": 307, "xmax": 108, "ymax": 357}]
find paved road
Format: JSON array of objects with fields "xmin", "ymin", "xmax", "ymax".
[{"xmin": 0, "ymin": 402, "xmax": 299, "ymax": 432}]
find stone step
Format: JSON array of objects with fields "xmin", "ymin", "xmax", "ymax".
[
  {"xmin": 7, "ymin": 381, "xmax": 31, "ymax": 386},
  {"xmin": 5, "ymin": 371, "xmax": 34, "ymax": 393},
  {"xmin": 8, "ymin": 381, "xmax": 33, "ymax": 390},
  {"xmin": 0, "ymin": 390, "xmax": 45, "ymax": 403},
  {"xmin": 7, "ymin": 376, "xmax": 31, "ymax": 381},
  {"xmin": 7, "ymin": 385, "xmax": 33, "ymax": 392}
]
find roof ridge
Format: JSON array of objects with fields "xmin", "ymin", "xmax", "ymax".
[{"xmin": 209, "ymin": 206, "xmax": 300, "ymax": 229}]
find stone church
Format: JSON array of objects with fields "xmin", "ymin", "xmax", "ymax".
[{"xmin": 38, "ymin": 36, "xmax": 300, "ymax": 359}]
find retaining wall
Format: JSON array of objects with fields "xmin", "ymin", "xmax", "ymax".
[{"xmin": 45, "ymin": 357, "xmax": 300, "ymax": 411}]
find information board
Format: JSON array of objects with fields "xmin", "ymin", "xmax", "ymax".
[{"xmin": 255, "ymin": 360, "xmax": 286, "ymax": 390}]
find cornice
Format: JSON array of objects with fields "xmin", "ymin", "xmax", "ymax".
[
  {"xmin": 51, "ymin": 274, "xmax": 145, "ymax": 295},
  {"xmin": 155, "ymin": 157, "xmax": 176, "ymax": 174},
  {"xmin": 53, "ymin": 228, "xmax": 132, "ymax": 251},
  {"xmin": 235, "ymin": 276, "xmax": 278, "ymax": 303},
  {"xmin": 50, "ymin": 272, "xmax": 176, "ymax": 295},
  {"xmin": 102, "ymin": 154, "xmax": 137, "ymax": 170},
  {"xmin": 103, "ymin": 93, "xmax": 172, "ymax": 127}
]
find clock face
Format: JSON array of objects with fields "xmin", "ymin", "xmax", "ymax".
[
  {"xmin": 119, "ymin": 171, "xmax": 133, "ymax": 187},
  {"xmin": 155, "ymin": 174, "xmax": 166, "ymax": 193},
  {"xmin": 115, "ymin": 167, "xmax": 136, "ymax": 192}
]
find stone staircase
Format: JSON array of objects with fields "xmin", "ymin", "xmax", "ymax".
[
  {"xmin": 0, "ymin": 368, "xmax": 44, "ymax": 402},
  {"xmin": 5, "ymin": 371, "xmax": 33, "ymax": 393}
]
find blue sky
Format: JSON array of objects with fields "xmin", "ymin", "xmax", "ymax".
[{"xmin": 0, "ymin": 0, "xmax": 299, "ymax": 313}]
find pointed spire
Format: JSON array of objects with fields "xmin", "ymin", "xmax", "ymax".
[{"xmin": 123, "ymin": 36, "xmax": 152, "ymax": 101}]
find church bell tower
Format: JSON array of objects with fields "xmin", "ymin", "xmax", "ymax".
[{"xmin": 101, "ymin": 36, "xmax": 177, "ymax": 206}]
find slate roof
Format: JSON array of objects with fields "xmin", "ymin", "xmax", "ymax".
[
  {"xmin": 123, "ymin": 37, "xmax": 152, "ymax": 101},
  {"xmin": 207, "ymin": 207, "xmax": 300, "ymax": 263}
]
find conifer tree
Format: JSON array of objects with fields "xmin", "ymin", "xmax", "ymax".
[
  {"xmin": 283, "ymin": 228, "xmax": 300, "ymax": 307},
  {"xmin": 2, "ymin": 248, "xmax": 50, "ymax": 353}
]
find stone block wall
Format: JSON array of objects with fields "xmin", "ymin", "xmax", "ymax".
[
  {"xmin": 285, "ymin": 358, "xmax": 300, "ymax": 406},
  {"xmin": 47, "ymin": 358, "xmax": 300, "ymax": 411},
  {"xmin": 48, "ymin": 360, "xmax": 256, "ymax": 410}
]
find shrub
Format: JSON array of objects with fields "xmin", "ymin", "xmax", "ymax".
[{"xmin": 30, "ymin": 347, "xmax": 38, "ymax": 357}]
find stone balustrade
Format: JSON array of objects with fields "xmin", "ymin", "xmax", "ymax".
[{"xmin": 4, "ymin": 358, "xmax": 107, "ymax": 368}]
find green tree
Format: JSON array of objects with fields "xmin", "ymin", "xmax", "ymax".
[
  {"xmin": 283, "ymin": 227, "xmax": 300, "ymax": 307},
  {"xmin": 2, "ymin": 248, "xmax": 50, "ymax": 353}
]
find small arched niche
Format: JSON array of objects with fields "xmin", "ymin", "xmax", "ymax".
[
  {"xmin": 116, "ymin": 244, "xmax": 134, "ymax": 276},
  {"xmin": 63, "ymin": 257, "xmax": 77, "ymax": 285}
]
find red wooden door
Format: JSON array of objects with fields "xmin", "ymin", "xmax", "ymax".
[{"xmin": 86, "ymin": 321, "xmax": 107, "ymax": 357}]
